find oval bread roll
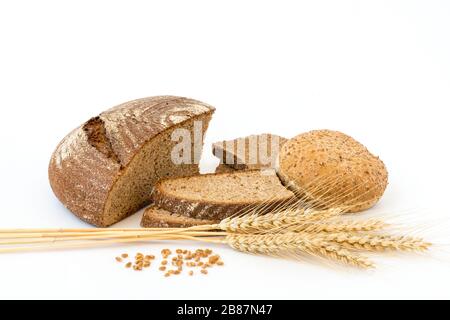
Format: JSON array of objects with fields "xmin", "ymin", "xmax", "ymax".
[{"xmin": 278, "ymin": 130, "xmax": 388, "ymax": 213}]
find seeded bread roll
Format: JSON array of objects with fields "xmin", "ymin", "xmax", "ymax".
[
  {"xmin": 278, "ymin": 130, "xmax": 388, "ymax": 213},
  {"xmin": 49, "ymin": 96, "xmax": 215, "ymax": 227},
  {"xmin": 141, "ymin": 205, "xmax": 218, "ymax": 228},
  {"xmin": 151, "ymin": 169, "xmax": 296, "ymax": 220}
]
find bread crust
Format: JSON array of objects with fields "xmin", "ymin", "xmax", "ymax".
[
  {"xmin": 151, "ymin": 170, "xmax": 296, "ymax": 220},
  {"xmin": 49, "ymin": 96, "xmax": 215, "ymax": 227}
]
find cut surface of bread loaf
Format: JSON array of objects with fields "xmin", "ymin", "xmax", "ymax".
[
  {"xmin": 212, "ymin": 134, "xmax": 288, "ymax": 170},
  {"xmin": 49, "ymin": 96, "xmax": 214, "ymax": 227},
  {"xmin": 141, "ymin": 205, "xmax": 218, "ymax": 228},
  {"xmin": 151, "ymin": 169, "xmax": 296, "ymax": 220}
]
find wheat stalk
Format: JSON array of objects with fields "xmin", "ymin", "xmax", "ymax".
[
  {"xmin": 224, "ymin": 232, "xmax": 374, "ymax": 268},
  {"xmin": 299, "ymin": 219, "xmax": 388, "ymax": 233},
  {"xmin": 215, "ymin": 207, "xmax": 344, "ymax": 233},
  {"xmin": 0, "ymin": 188, "xmax": 431, "ymax": 269},
  {"xmin": 315, "ymin": 233, "xmax": 431, "ymax": 252}
]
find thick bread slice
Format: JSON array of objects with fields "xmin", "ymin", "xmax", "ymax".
[
  {"xmin": 141, "ymin": 205, "xmax": 218, "ymax": 228},
  {"xmin": 49, "ymin": 96, "xmax": 215, "ymax": 227},
  {"xmin": 212, "ymin": 134, "xmax": 288, "ymax": 170},
  {"xmin": 151, "ymin": 169, "xmax": 296, "ymax": 220}
]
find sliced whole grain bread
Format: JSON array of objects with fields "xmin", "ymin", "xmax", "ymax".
[
  {"xmin": 151, "ymin": 169, "xmax": 296, "ymax": 220},
  {"xmin": 141, "ymin": 204, "xmax": 218, "ymax": 228},
  {"xmin": 212, "ymin": 134, "xmax": 288, "ymax": 170}
]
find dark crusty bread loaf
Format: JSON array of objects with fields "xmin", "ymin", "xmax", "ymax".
[
  {"xmin": 49, "ymin": 96, "xmax": 215, "ymax": 227},
  {"xmin": 212, "ymin": 134, "xmax": 288, "ymax": 170},
  {"xmin": 151, "ymin": 169, "xmax": 296, "ymax": 220},
  {"xmin": 141, "ymin": 205, "xmax": 218, "ymax": 228}
]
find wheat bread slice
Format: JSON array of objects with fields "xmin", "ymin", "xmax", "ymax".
[
  {"xmin": 141, "ymin": 204, "xmax": 218, "ymax": 228},
  {"xmin": 151, "ymin": 169, "xmax": 296, "ymax": 220},
  {"xmin": 212, "ymin": 134, "xmax": 288, "ymax": 170}
]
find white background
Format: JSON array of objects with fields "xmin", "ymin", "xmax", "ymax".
[{"xmin": 0, "ymin": 0, "xmax": 449, "ymax": 300}]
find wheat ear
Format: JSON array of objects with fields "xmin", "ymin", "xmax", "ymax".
[
  {"xmin": 298, "ymin": 219, "xmax": 388, "ymax": 233},
  {"xmin": 317, "ymin": 233, "xmax": 431, "ymax": 252},
  {"xmin": 215, "ymin": 208, "xmax": 344, "ymax": 233},
  {"xmin": 224, "ymin": 233, "xmax": 374, "ymax": 268}
]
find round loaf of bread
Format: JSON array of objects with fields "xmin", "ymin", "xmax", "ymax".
[
  {"xmin": 49, "ymin": 96, "xmax": 215, "ymax": 227},
  {"xmin": 278, "ymin": 130, "xmax": 388, "ymax": 213}
]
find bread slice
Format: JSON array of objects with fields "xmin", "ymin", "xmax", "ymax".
[
  {"xmin": 212, "ymin": 134, "xmax": 288, "ymax": 170},
  {"xmin": 49, "ymin": 96, "xmax": 215, "ymax": 227},
  {"xmin": 141, "ymin": 205, "xmax": 218, "ymax": 228},
  {"xmin": 151, "ymin": 169, "xmax": 296, "ymax": 220}
]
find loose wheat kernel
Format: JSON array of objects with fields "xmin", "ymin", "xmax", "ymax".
[
  {"xmin": 205, "ymin": 249, "xmax": 212, "ymax": 255},
  {"xmin": 136, "ymin": 253, "xmax": 143, "ymax": 257},
  {"xmin": 121, "ymin": 254, "xmax": 128, "ymax": 259},
  {"xmin": 189, "ymin": 271, "xmax": 194, "ymax": 276},
  {"xmin": 164, "ymin": 273, "xmax": 170, "ymax": 277},
  {"xmin": 217, "ymin": 261, "xmax": 224, "ymax": 266},
  {"xmin": 198, "ymin": 262, "xmax": 204, "ymax": 266},
  {"xmin": 143, "ymin": 262, "xmax": 151, "ymax": 268},
  {"xmin": 202, "ymin": 264, "xmax": 210, "ymax": 269},
  {"xmin": 161, "ymin": 249, "xmax": 171, "ymax": 256},
  {"xmin": 183, "ymin": 250, "xmax": 188, "ymax": 254},
  {"xmin": 201, "ymin": 269, "xmax": 208, "ymax": 275},
  {"xmin": 125, "ymin": 262, "xmax": 132, "ymax": 268},
  {"xmin": 174, "ymin": 270, "xmax": 181, "ymax": 275},
  {"xmin": 176, "ymin": 249, "xmax": 183, "ymax": 254},
  {"xmin": 209, "ymin": 255, "xmax": 220, "ymax": 264},
  {"xmin": 115, "ymin": 257, "xmax": 123, "ymax": 262},
  {"xmin": 148, "ymin": 255, "xmax": 155, "ymax": 260},
  {"xmin": 159, "ymin": 266, "xmax": 166, "ymax": 271},
  {"xmin": 168, "ymin": 270, "xmax": 175, "ymax": 274},
  {"xmin": 176, "ymin": 260, "xmax": 183, "ymax": 267},
  {"xmin": 161, "ymin": 260, "xmax": 168, "ymax": 266}
]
